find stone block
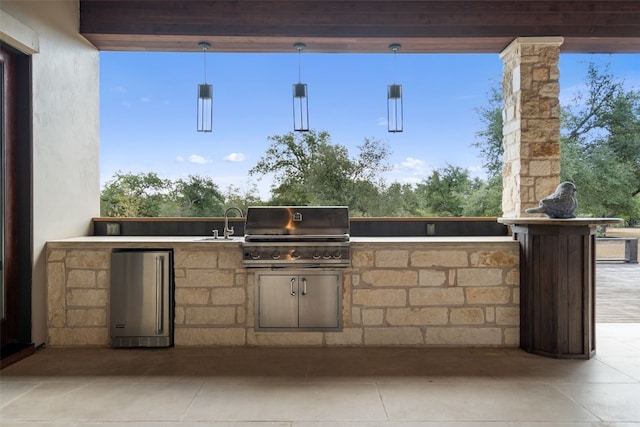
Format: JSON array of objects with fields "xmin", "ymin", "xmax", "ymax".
[
  {"xmin": 48, "ymin": 250, "xmax": 66, "ymax": 262},
  {"xmin": 177, "ymin": 269, "xmax": 234, "ymax": 287},
  {"xmin": 425, "ymin": 327, "xmax": 502, "ymax": 346},
  {"xmin": 486, "ymin": 307, "xmax": 496, "ymax": 323},
  {"xmin": 174, "ymin": 306, "xmax": 185, "ymax": 324},
  {"xmin": 47, "ymin": 262, "xmax": 66, "ymax": 327},
  {"xmin": 386, "ymin": 308, "xmax": 448, "ymax": 326},
  {"xmin": 211, "ymin": 287, "xmax": 246, "ymax": 305},
  {"xmin": 496, "ymin": 307, "xmax": 520, "ymax": 326},
  {"xmin": 364, "ymin": 327, "xmax": 424, "ymax": 345},
  {"xmin": 67, "ymin": 270, "xmax": 96, "ymax": 288},
  {"xmin": 175, "ymin": 288, "xmax": 210, "ymax": 305},
  {"xmin": 67, "ymin": 289, "xmax": 108, "ymax": 307},
  {"xmin": 67, "ymin": 309, "xmax": 106, "ymax": 327},
  {"xmin": 457, "ymin": 268, "xmax": 504, "ymax": 287},
  {"xmin": 325, "ymin": 328, "xmax": 363, "ymax": 346},
  {"xmin": 351, "ymin": 307, "xmax": 362, "ymax": 324},
  {"xmin": 249, "ymin": 332, "xmax": 323, "ymax": 346},
  {"xmin": 174, "ymin": 328, "xmax": 246, "ymax": 346},
  {"xmin": 450, "ymin": 308, "xmax": 485, "ymax": 325},
  {"xmin": 504, "ymin": 328, "xmax": 520, "ymax": 346},
  {"xmin": 532, "ymin": 67, "xmax": 549, "ymax": 81},
  {"xmin": 185, "ymin": 307, "xmax": 236, "ymax": 325},
  {"xmin": 48, "ymin": 327, "xmax": 108, "ymax": 346},
  {"xmin": 362, "ymin": 309, "xmax": 384, "ymax": 325},
  {"xmin": 375, "ymin": 250, "xmax": 409, "ymax": 267},
  {"xmin": 506, "ymin": 268, "xmax": 519, "ymax": 286},
  {"xmin": 409, "ymin": 288, "xmax": 465, "ymax": 306},
  {"xmin": 352, "ymin": 289, "xmax": 407, "ymax": 307},
  {"xmin": 361, "ymin": 269, "xmax": 417, "ymax": 287},
  {"xmin": 465, "ymin": 287, "xmax": 511, "ymax": 305},
  {"xmin": 218, "ymin": 250, "xmax": 242, "ymax": 269},
  {"xmin": 175, "ymin": 250, "xmax": 217, "ymax": 268},
  {"xmin": 469, "ymin": 251, "xmax": 518, "ymax": 268},
  {"xmin": 411, "ymin": 250, "xmax": 468, "ymax": 267},
  {"xmin": 236, "ymin": 306, "xmax": 246, "ymax": 324},
  {"xmin": 96, "ymin": 270, "xmax": 108, "ymax": 288},
  {"xmin": 418, "ymin": 270, "xmax": 447, "ymax": 286},
  {"xmin": 352, "ymin": 250, "xmax": 374, "ymax": 267},
  {"xmin": 66, "ymin": 250, "xmax": 110, "ymax": 269}
]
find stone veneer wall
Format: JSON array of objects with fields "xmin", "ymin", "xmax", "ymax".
[
  {"xmin": 46, "ymin": 240, "xmax": 519, "ymax": 347},
  {"xmin": 500, "ymin": 37, "xmax": 564, "ymax": 217}
]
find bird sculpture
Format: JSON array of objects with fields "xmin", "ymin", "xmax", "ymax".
[{"xmin": 525, "ymin": 181, "xmax": 578, "ymax": 219}]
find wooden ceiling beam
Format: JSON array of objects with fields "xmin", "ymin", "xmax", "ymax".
[{"xmin": 79, "ymin": 1, "xmax": 640, "ymax": 53}]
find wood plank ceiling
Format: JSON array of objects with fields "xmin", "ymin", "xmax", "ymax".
[{"xmin": 79, "ymin": 1, "xmax": 640, "ymax": 53}]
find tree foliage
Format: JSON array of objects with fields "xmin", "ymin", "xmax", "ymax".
[
  {"xmin": 560, "ymin": 63, "xmax": 640, "ymax": 220},
  {"xmin": 249, "ymin": 130, "xmax": 392, "ymax": 215},
  {"xmin": 101, "ymin": 172, "xmax": 170, "ymax": 217},
  {"xmin": 100, "ymin": 172, "xmax": 240, "ymax": 217}
]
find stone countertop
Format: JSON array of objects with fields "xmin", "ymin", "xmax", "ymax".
[{"xmin": 47, "ymin": 235, "xmax": 516, "ymax": 246}]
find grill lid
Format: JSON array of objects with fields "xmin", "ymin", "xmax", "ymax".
[{"xmin": 244, "ymin": 206, "xmax": 349, "ymax": 238}]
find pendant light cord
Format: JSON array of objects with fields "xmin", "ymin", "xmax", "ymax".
[{"xmin": 203, "ymin": 45, "xmax": 208, "ymax": 84}]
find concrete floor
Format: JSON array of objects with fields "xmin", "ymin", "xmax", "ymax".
[{"xmin": 1, "ymin": 263, "xmax": 639, "ymax": 426}]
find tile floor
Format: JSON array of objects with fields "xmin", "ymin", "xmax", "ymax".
[{"xmin": 0, "ymin": 323, "xmax": 639, "ymax": 426}]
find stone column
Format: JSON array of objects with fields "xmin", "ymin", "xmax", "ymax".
[{"xmin": 500, "ymin": 37, "xmax": 564, "ymax": 217}]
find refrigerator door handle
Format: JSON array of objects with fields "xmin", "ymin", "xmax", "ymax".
[{"xmin": 156, "ymin": 256, "xmax": 164, "ymax": 334}]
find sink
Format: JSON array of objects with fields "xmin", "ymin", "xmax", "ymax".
[{"xmin": 195, "ymin": 236, "xmax": 242, "ymax": 241}]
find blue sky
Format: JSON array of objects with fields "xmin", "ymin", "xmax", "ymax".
[{"xmin": 100, "ymin": 52, "xmax": 639, "ymax": 199}]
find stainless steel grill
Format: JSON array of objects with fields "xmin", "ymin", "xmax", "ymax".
[{"xmin": 242, "ymin": 206, "xmax": 350, "ymax": 267}]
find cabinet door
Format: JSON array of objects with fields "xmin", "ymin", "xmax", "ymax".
[
  {"xmin": 257, "ymin": 273, "xmax": 298, "ymax": 328},
  {"xmin": 298, "ymin": 273, "xmax": 341, "ymax": 328}
]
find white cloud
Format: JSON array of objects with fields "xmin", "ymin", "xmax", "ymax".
[
  {"xmin": 176, "ymin": 156, "xmax": 185, "ymax": 162},
  {"xmin": 140, "ymin": 96, "xmax": 151, "ymax": 103},
  {"xmin": 113, "ymin": 86, "xmax": 127, "ymax": 93},
  {"xmin": 376, "ymin": 117, "xmax": 388, "ymax": 127},
  {"xmin": 188, "ymin": 154, "xmax": 212, "ymax": 164},
  {"xmin": 224, "ymin": 152, "xmax": 246, "ymax": 162},
  {"xmin": 120, "ymin": 101, "xmax": 132, "ymax": 109},
  {"xmin": 399, "ymin": 157, "xmax": 428, "ymax": 176}
]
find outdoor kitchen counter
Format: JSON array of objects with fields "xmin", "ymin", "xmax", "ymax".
[
  {"xmin": 48, "ymin": 235, "xmax": 514, "ymax": 244},
  {"xmin": 46, "ymin": 235, "xmax": 520, "ymax": 348}
]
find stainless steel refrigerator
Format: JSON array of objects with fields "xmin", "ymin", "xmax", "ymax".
[{"xmin": 110, "ymin": 250, "xmax": 173, "ymax": 348}]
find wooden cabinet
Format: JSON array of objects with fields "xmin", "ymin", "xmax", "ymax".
[
  {"xmin": 256, "ymin": 271, "xmax": 342, "ymax": 331},
  {"xmin": 499, "ymin": 218, "xmax": 621, "ymax": 359}
]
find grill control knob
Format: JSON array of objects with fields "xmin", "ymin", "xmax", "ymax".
[
  {"xmin": 291, "ymin": 250, "xmax": 302, "ymax": 260},
  {"xmin": 271, "ymin": 250, "xmax": 281, "ymax": 260},
  {"xmin": 250, "ymin": 250, "xmax": 261, "ymax": 260},
  {"xmin": 333, "ymin": 250, "xmax": 342, "ymax": 259},
  {"xmin": 312, "ymin": 250, "xmax": 322, "ymax": 260}
]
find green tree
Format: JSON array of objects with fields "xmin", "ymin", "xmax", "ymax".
[
  {"xmin": 473, "ymin": 83, "xmax": 504, "ymax": 180},
  {"xmin": 561, "ymin": 63, "xmax": 640, "ymax": 220},
  {"xmin": 171, "ymin": 175, "xmax": 225, "ymax": 217},
  {"xmin": 249, "ymin": 130, "xmax": 392, "ymax": 213},
  {"xmin": 223, "ymin": 183, "xmax": 263, "ymax": 212},
  {"xmin": 415, "ymin": 164, "xmax": 476, "ymax": 217},
  {"xmin": 100, "ymin": 171, "xmax": 170, "ymax": 217}
]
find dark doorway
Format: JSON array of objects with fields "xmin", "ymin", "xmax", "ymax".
[{"xmin": 1, "ymin": 42, "xmax": 33, "ymax": 368}]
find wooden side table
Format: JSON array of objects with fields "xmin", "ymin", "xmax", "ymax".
[{"xmin": 498, "ymin": 218, "xmax": 622, "ymax": 359}]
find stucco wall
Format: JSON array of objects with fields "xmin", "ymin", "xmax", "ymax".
[{"xmin": 1, "ymin": 1, "xmax": 100, "ymax": 346}]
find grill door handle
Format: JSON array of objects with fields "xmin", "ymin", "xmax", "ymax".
[
  {"xmin": 290, "ymin": 277, "xmax": 296, "ymax": 296},
  {"xmin": 301, "ymin": 277, "xmax": 307, "ymax": 295}
]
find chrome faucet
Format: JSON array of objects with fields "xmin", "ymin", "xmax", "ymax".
[{"xmin": 223, "ymin": 207, "xmax": 243, "ymax": 239}]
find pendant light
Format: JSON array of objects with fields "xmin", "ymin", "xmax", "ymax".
[
  {"xmin": 387, "ymin": 43, "xmax": 403, "ymax": 133},
  {"xmin": 292, "ymin": 43, "xmax": 309, "ymax": 132},
  {"xmin": 197, "ymin": 41, "xmax": 213, "ymax": 132}
]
